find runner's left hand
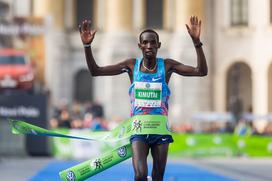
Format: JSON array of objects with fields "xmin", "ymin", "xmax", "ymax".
[{"xmin": 186, "ymin": 16, "xmax": 201, "ymax": 42}]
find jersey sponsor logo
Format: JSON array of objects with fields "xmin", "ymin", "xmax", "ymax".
[
  {"xmin": 152, "ymin": 77, "xmax": 161, "ymax": 81},
  {"xmin": 162, "ymin": 138, "xmax": 167, "ymax": 141}
]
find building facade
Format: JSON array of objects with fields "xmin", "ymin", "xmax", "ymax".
[{"xmin": 1, "ymin": 0, "xmax": 272, "ymax": 129}]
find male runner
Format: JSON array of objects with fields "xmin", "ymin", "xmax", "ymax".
[{"xmin": 79, "ymin": 16, "xmax": 207, "ymax": 181}]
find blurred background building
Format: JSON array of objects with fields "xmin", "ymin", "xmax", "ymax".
[{"xmin": 0, "ymin": 0, "xmax": 272, "ymax": 131}]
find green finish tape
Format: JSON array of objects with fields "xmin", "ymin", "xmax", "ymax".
[
  {"xmin": 59, "ymin": 144, "xmax": 132, "ymax": 181},
  {"xmin": 10, "ymin": 115, "xmax": 171, "ymax": 143},
  {"xmin": 10, "ymin": 119, "xmax": 103, "ymax": 141},
  {"xmin": 9, "ymin": 115, "xmax": 172, "ymax": 181}
]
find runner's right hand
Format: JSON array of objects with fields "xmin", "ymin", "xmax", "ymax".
[{"xmin": 79, "ymin": 20, "xmax": 97, "ymax": 45}]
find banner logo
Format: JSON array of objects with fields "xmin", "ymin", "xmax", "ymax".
[
  {"xmin": 118, "ymin": 146, "xmax": 127, "ymax": 158},
  {"xmin": 66, "ymin": 171, "xmax": 75, "ymax": 181},
  {"xmin": 132, "ymin": 120, "xmax": 142, "ymax": 133},
  {"xmin": 93, "ymin": 159, "xmax": 103, "ymax": 170}
]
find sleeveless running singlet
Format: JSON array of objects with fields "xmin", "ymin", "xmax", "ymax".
[{"xmin": 129, "ymin": 58, "xmax": 171, "ymax": 116}]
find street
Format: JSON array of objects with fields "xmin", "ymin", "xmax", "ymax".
[{"xmin": 1, "ymin": 157, "xmax": 272, "ymax": 181}]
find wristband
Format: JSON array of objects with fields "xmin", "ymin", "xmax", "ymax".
[
  {"xmin": 194, "ymin": 41, "xmax": 203, "ymax": 48},
  {"xmin": 83, "ymin": 44, "xmax": 91, "ymax": 48}
]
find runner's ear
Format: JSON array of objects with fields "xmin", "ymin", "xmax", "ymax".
[{"xmin": 158, "ymin": 42, "xmax": 161, "ymax": 49}]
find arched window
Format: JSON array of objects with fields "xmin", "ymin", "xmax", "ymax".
[{"xmin": 226, "ymin": 62, "xmax": 252, "ymax": 120}]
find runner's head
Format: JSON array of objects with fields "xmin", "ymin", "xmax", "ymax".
[{"xmin": 138, "ymin": 29, "xmax": 161, "ymax": 59}]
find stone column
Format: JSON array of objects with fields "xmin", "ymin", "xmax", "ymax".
[
  {"xmin": 96, "ymin": 0, "xmax": 136, "ymax": 119},
  {"xmin": 34, "ymin": 0, "xmax": 69, "ymax": 104},
  {"xmin": 133, "ymin": 0, "xmax": 145, "ymax": 30},
  {"xmin": 252, "ymin": 67, "xmax": 268, "ymax": 132},
  {"xmin": 169, "ymin": 0, "xmax": 209, "ymax": 124},
  {"xmin": 269, "ymin": 65, "xmax": 272, "ymax": 112},
  {"xmin": 105, "ymin": 0, "xmax": 132, "ymax": 32},
  {"xmin": 174, "ymin": 0, "xmax": 204, "ymax": 32},
  {"xmin": 163, "ymin": 0, "xmax": 175, "ymax": 30},
  {"xmin": 33, "ymin": 0, "xmax": 64, "ymax": 30}
]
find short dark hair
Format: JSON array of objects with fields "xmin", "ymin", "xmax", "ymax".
[{"xmin": 139, "ymin": 29, "xmax": 159, "ymax": 43}]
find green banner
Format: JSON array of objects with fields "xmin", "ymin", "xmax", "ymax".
[
  {"xmin": 51, "ymin": 132, "xmax": 272, "ymax": 159},
  {"xmin": 169, "ymin": 134, "xmax": 237, "ymax": 157},
  {"xmin": 234, "ymin": 135, "xmax": 272, "ymax": 156},
  {"xmin": 168, "ymin": 134, "xmax": 272, "ymax": 157}
]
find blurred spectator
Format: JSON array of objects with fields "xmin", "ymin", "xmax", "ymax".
[
  {"xmin": 87, "ymin": 101, "xmax": 104, "ymax": 118},
  {"xmin": 71, "ymin": 101, "xmax": 84, "ymax": 120},
  {"xmin": 58, "ymin": 109, "xmax": 71, "ymax": 128},
  {"xmin": 234, "ymin": 119, "xmax": 252, "ymax": 136},
  {"xmin": 49, "ymin": 117, "xmax": 59, "ymax": 129},
  {"xmin": 224, "ymin": 122, "xmax": 235, "ymax": 133},
  {"xmin": 71, "ymin": 118, "xmax": 83, "ymax": 129},
  {"xmin": 49, "ymin": 100, "xmax": 109, "ymax": 131},
  {"xmin": 264, "ymin": 123, "xmax": 272, "ymax": 135},
  {"xmin": 90, "ymin": 117, "xmax": 108, "ymax": 131},
  {"xmin": 83, "ymin": 113, "xmax": 93, "ymax": 128},
  {"xmin": 171, "ymin": 122, "xmax": 193, "ymax": 133}
]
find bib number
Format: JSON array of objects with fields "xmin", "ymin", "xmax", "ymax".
[{"xmin": 134, "ymin": 82, "xmax": 162, "ymax": 107}]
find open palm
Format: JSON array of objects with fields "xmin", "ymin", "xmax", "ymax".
[
  {"xmin": 79, "ymin": 20, "xmax": 97, "ymax": 45},
  {"xmin": 186, "ymin": 16, "xmax": 201, "ymax": 41}
]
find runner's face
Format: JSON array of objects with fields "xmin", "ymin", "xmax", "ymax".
[{"xmin": 139, "ymin": 32, "xmax": 161, "ymax": 59}]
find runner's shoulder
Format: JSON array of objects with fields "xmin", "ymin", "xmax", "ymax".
[
  {"xmin": 164, "ymin": 58, "xmax": 175, "ymax": 70},
  {"xmin": 124, "ymin": 58, "xmax": 136, "ymax": 68},
  {"xmin": 164, "ymin": 58, "xmax": 178, "ymax": 64},
  {"xmin": 121, "ymin": 58, "xmax": 135, "ymax": 64}
]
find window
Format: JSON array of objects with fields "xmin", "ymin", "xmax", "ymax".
[
  {"xmin": 76, "ymin": 0, "xmax": 93, "ymax": 28},
  {"xmin": 231, "ymin": 0, "xmax": 248, "ymax": 26},
  {"xmin": 145, "ymin": 0, "xmax": 163, "ymax": 29}
]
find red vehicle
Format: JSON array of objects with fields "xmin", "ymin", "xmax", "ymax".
[{"xmin": 0, "ymin": 49, "xmax": 34, "ymax": 92}]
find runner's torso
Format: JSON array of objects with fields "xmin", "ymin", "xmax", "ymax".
[{"xmin": 129, "ymin": 58, "xmax": 171, "ymax": 116}]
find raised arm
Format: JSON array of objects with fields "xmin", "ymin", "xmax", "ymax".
[
  {"xmin": 79, "ymin": 20, "xmax": 134, "ymax": 77},
  {"xmin": 166, "ymin": 16, "xmax": 208, "ymax": 77}
]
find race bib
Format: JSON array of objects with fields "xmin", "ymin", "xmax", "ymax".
[{"xmin": 134, "ymin": 82, "xmax": 162, "ymax": 107}]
